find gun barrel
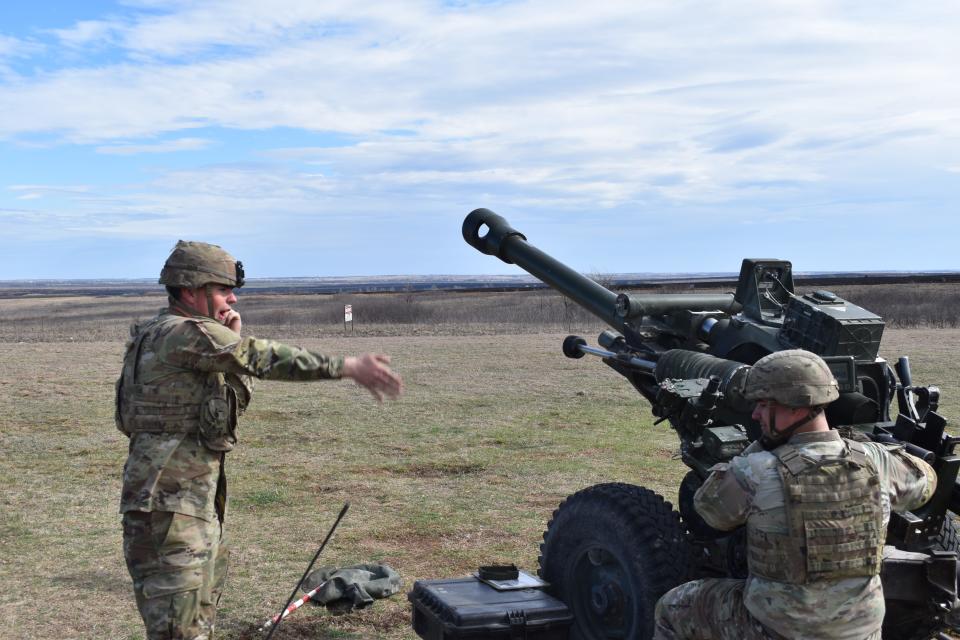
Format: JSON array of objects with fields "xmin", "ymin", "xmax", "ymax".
[
  {"xmin": 463, "ymin": 208, "xmax": 625, "ymax": 331},
  {"xmin": 616, "ymin": 293, "xmax": 741, "ymax": 318},
  {"xmin": 463, "ymin": 209, "xmax": 745, "ymax": 341}
]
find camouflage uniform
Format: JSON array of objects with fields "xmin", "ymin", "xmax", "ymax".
[
  {"xmin": 654, "ymin": 432, "xmax": 936, "ymax": 639},
  {"xmin": 654, "ymin": 350, "xmax": 937, "ymax": 640},
  {"xmin": 118, "ymin": 242, "xmax": 347, "ymax": 640}
]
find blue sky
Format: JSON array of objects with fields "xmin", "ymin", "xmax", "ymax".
[{"xmin": 1, "ymin": 1, "xmax": 958, "ymax": 279}]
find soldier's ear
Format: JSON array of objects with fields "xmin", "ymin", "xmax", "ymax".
[{"xmin": 179, "ymin": 286, "xmax": 204, "ymax": 310}]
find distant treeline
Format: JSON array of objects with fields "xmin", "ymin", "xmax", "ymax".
[
  {"xmin": 2, "ymin": 271, "xmax": 959, "ymax": 299},
  {"xmin": 0, "ymin": 282, "xmax": 957, "ymax": 343},
  {"xmin": 240, "ymin": 283, "xmax": 960, "ymax": 332}
]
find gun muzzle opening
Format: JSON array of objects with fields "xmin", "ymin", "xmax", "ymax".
[
  {"xmin": 462, "ymin": 208, "xmax": 527, "ymax": 263},
  {"xmin": 563, "ymin": 335, "xmax": 588, "ymax": 359}
]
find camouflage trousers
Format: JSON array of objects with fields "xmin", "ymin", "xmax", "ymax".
[
  {"xmin": 123, "ymin": 511, "xmax": 228, "ymax": 640},
  {"xmin": 653, "ymin": 579, "xmax": 785, "ymax": 640}
]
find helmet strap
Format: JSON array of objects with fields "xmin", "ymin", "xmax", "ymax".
[
  {"xmin": 167, "ymin": 285, "xmax": 218, "ymax": 320},
  {"xmin": 205, "ymin": 283, "xmax": 217, "ymax": 322},
  {"xmin": 761, "ymin": 406, "xmax": 823, "ymax": 450}
]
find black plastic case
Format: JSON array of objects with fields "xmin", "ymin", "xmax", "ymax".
[{"xmin": 409, "ymin": 576, "xmax": 572, "ymax": 639}]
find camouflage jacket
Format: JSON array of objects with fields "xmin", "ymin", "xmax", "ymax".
[
  {"xmin": 118, "ymin": 304, "xmax": 345, "ymax": 522},
  {"xmin": 695, "ymin": 430, "xmax": 936, "ymax": 640}
]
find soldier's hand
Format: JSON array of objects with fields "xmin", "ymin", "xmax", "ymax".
[
  {"xmin": 342, "ymin": 353, "xmax": 403, "ymax": 402},
  {"xmin": 221, "ymin": 309, "xmax": 242, "ymax": 334}
]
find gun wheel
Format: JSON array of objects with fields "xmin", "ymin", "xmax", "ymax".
[
  {"xmin": 882, "ymin": 514, "xmax": 960, "ymax": 640},
  {"xmin": 538, "ymin": 483, "xmax": 692, "ymax": 640}
]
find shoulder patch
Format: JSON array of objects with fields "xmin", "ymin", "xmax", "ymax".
[{"xmin": 190, "ymin": 319, "xmax": 241, "ymax": 350}]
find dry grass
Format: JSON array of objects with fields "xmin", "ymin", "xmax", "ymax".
[
  {"xmin": 0, "ymin": 330, "xmax": 681, "ymax": 639},
  {"xmin": 0, "ymin": 289, "xmax": 605, "ymax": 343},
  {"xmin": 1, "ymin": 281, "xmax": 957, "ymax": 343},
  {"xmin": 1, "ymin": 291, "xmax": 958, "ymax": 639}
]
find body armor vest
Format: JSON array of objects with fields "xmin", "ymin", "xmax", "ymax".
[
  {"xmin": 748, "ymin": 439, "xmax": 884, "ymax": 584},
  {"xmin": 115, "ymin": 313, "xmax": 249, "ymax": 452}
]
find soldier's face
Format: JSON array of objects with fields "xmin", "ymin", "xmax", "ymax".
[
  {"xmin": 753, "ymin": 399, "xmax": 786, "ymax": 446},
  {"xmin": 752, "ymin": 399, "xmax": 808, "ymax": 442},
  {"xmin": 207, "ymin": 285, "xmax": 238, "ymax": 322},
  {"xmin": 181, "ymin": 285, "xmax": 237, "ymax": 322},
  {"xmin": 753, "ymin": 399, "xmax": 773, "ymax": 435}
]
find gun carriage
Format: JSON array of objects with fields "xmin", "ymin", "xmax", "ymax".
[{"xmin": 460, "ymin": 208, "xmax": 960, "ymax": 640}]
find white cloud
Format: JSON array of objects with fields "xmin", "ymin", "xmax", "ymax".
[
  {"xmin": 48, "ymin": 19, "xmax": 125, "ymax": 48},
  {"xmin": 0, "ymin": 33, "xmax": 45, "ymax": 76},
  {"xmin": 8, "ymin": 184, "xmax": 92, "ymax": 196},
  {"xmin": 3, "ymin": 1, "xmax": 955, "ymax": 147},
  {"xmin": 0, "ymin": 34, "xmax": 21, "ymax": 57},
  {"xmin": 96, "ymin": 137, "xmax": 214, "ymax": 154},
  {"xmin": 0, "ymin": 0, "xmax": 958, "ymax": 268}
]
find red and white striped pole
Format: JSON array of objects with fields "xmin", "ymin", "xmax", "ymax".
[
  {"xmin": 262, "ymin": 502, "xmax": 349, "ymax": 639},
  {"xmin": 259, "ymin": 581, "xmax": 327, "ymax": 632}
]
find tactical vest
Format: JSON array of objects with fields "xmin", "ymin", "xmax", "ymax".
[
  {"xmin": 747, "ymin": 439, "xmax": 884, "ymax": 584},
  {"xmin": 115, "ymin": 313, "xmax": 249, "ymax": 452}
]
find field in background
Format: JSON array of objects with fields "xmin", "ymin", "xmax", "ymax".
[
  {"xmin": 1, "ymin": 282, "xmax": 959, "ymax": 343},
  {"xmin": 1, "ymin": 288, "xmax": 959, "ymax": 639}
]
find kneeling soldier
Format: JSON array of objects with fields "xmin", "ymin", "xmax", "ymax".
[{"xmin": 654, "ymin": 349, "xmax": 937, "ymax": 640}]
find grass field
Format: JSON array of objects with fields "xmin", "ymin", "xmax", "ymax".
[{"xmin": 1, "ymin": 292, "xmax": 958, "ymax": 639}]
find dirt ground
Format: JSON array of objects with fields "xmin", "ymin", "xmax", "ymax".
[{"xmin": 1, "ymin": 293, "xmax": 957, "ymax": 638}]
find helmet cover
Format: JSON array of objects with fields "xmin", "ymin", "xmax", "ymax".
[
  {"xmin": 743, "ymin": 349, "xmax": 839, "ymax": 407},
  {"xmin": 159, "ymin": 240, "xmax": 244, "ymax": 289}
]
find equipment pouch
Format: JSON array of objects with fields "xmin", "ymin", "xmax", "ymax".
[
  {"xmin": 199, "ymin": 375, "xmax": 238, "ymax": 452},
  {"xmin": 115, "ymin": 376, "xmax": 131, "ymax": 436},
  {"xmin": 142, "ymin": 566, "xmax": 205, "ymax": 599},
  {"xmin": 115, "ymin": 324, "xmax": 148, "ymax": 437}
]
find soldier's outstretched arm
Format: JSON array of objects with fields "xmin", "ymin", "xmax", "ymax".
[
  {"xmin": 343, "ymin": 353, "xmax": 403, "ymax": 402},
  {"xmin": 167, "ymin": 319, "xmax": 403, "ymax": 398}
]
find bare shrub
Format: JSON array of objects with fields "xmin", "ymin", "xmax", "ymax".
[{"xmin": 2, "ymin": 282, "xmax": 958, "ymax": 343}]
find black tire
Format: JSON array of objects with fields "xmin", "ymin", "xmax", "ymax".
[
  {"xmin": 538, "ymin": 483, "xmax": 693, "ymax": 640},
  {"xmin": 882, "ymin": 515, "xmax": 960, "ymax": 640}
]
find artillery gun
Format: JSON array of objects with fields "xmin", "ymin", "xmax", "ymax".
[{"xmin": 461, "ymin": 208, "xmax": 960, "ymax": 640}]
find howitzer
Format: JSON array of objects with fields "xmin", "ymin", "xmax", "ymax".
[{"xmin": 461, "ymin": 208, "xmax": 960, "ymax": 640}]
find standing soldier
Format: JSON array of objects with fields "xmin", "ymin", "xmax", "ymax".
[
  {"xmin": 116, "ymin": 240, "xmax": 402, "ymax": 640},
  {"xmin": 654, "ymin": 349, "xmax": 937, "ymax": 640}
]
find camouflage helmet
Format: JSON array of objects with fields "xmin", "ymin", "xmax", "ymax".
[
  {"xmin": 743, "ymin": 349, "xmax": 839, "ymax": 407},
  {"xmin": 159, "ymin": 240, "xmax": 245, "ymax": 289}
]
